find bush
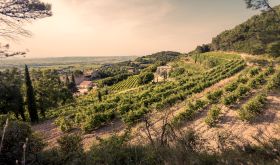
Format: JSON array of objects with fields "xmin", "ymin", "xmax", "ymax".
[
  {"xmin": 122, "ymin": 107, "xmax": 148, "ymax": 124},
  {"xmin": 223, "ymin": 94, "xmax": 238, "ymax": 106},
  {"xmin": 82, "ymin": 111, "xmax": 115, "ymax": 133},
  {"xmin": 86, "ymin": 133, "xmax": 158, "ymax": 165},
  {"xmin": 0, "ymin": 120, "xmax": 44, "ymax": 165},
  {"xmin": 266, "ymin": 70, "xmax": 280, "ymax": 91},
  {"xmin": 203, "ymin": 58, "xmax": 219, "ymax": 68},
  {"xmin": 196, "ymin": 44, "xmax": 211, "ymax": 53},
  {"xmin": 138, "ymin": 72, "xmax": 154, "ymax": 85},
  {"xmin": 207, "ymin": 90, "xmax": 223, "ymax": 103},
  {"xmin": 38, "ymin": 134, "xmax": 85, "ymax": 165},
  {"xmin": 237, "ymin": 76, "xmax": 249, "ymax": 84},
  {"xmin": 264, "ymin": 66, "xmax": 275, "ymax": 76},
  {"xmin": 249, "ymin": 67, "xmax": 260, "ymax": 76},
  {"xmin": 248, "ymin": 73, "xmax": 266, "ymax": 89},
  {"xmin": 205, "ymin": 106, "xmax": 221, "ymax": 127},
  {"xmin": 57, "ymin": 134, "xmax": 84, "ymax": 157},
  {"xmin": 235, "ymin": 84, "xmax": 250, "ymax": 97},
  {"xmin": 266, "ymin": 41, "xmax": 280, "ymax": 57},
  {"xmin": 239, "ymin": 93, "xmax": 267, "ymax": 121},
  {"xmin": 172, "ymin": 99, "xmax": 207, "ymax": 126},
  {"xmin": 223, "ymin": 84, "xmax": 250, "ymax": 106},
  {"xmin": 225, "ymin": 82, "xmax": 239, "ymax": 92},
  {"xmin": 170, "ymin": 67, "xmax": 185, "ymax": 77}
]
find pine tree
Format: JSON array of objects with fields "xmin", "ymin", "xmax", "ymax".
[{"xmin": 24, "ymin": 65, "xmax": 39, "ymax": 123}]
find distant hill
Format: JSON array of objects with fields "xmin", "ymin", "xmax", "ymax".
[
  {"xmin": 210, "ymin": 5, "xmax": 280, "ymax": 56},
  {"xmin": 135, "ymin": 51, "xmax": 181, "ymax": 64},
  {"xmin": 0, "ymin": 56, "xmax": 137, "ymax": 69}
]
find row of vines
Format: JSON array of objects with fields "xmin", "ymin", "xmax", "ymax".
[
  {"xmin": 172, "ymin": 65, "xmax": 279, "ymax": 128},
  {"xmin": 52, "ymin": 59, "xmax": 246, "ymax": 133},
  {"xmin": 110, "ymin": 75, "xmax": 140, "ymax": 91}
]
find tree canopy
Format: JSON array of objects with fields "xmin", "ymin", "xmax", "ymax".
[
  {"xmin": 211, "ymin": 5, "xmax": 280, "ymax": 56},
  {"xmin": 244, "ymin": 0, "xmax": 273, "ymax": 11}
]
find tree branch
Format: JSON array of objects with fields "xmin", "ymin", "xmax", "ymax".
[{"xmin": 0, "ymin": 0, "xmax": 52, "ymax": 58}]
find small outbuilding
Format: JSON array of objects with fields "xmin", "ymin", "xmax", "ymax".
[{"xmin": 156, "ymin": 65, "xmax": 172, "ymax": 76}]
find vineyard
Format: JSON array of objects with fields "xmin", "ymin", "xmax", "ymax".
[
  {"xmin": 40, "ymin": 50, "xmax": 280, "ymax": 151},
  {"xmin": 172, "ymin": 65, "xmax": 279, "ymax": 128},
  {"xmin": 110, "ymin": 75, "xmax": 140, "ymax": 91},
  {"xmin": 48, "ymin": 53, "xmax": 248, "ymax": 133},
  {"xmin": 191, "ymin": 52, "xmax": 242, "ymax": 68}
]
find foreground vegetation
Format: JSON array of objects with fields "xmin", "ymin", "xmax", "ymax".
[{"xmin": 1, "ymin": 119, "xmax": 280, "ymax": 165}]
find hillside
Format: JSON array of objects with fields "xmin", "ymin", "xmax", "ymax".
[
  {"xmin": 210, "ymin": 5, "xmax": 280, "ymax": 56},
  {"xmin": 34, "ymin": 51, "xmax": 280, "ymax": 150},
  {"xmin": 1, "ymin": 50, "xmax": 279, "ymax": 164}
]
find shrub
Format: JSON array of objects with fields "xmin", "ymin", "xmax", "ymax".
[
  {"xmin": 239, "ymin": 93, "xmax": 267, "ymax": 121},
  {"xmin": 82, "ymin": 111, "xmax": 115, "ymax": 133},
  {"xmin": 0, "ymin": 121, "xmax": 44, "ymax": 164},
  {"xmin": 205, "ymin": 106, "xmax": 221, "ymax": 127},
  {"xmin": 55, "ymin": 116, "xmax": 73, "ymax": 132},
  {"xmin": 223, "ymin": 84, "xmax": 250, "ymax": 106},
  {"xmin": 207, "ymin": 90, "xmax": 223, "ymax": 103},
  {"xmin": 138, "ymin": 72, "xmax": 154, "ymax": 85},
  {"xmin": 172, "ymin": 99, "xmax": 207, "ymax": 126},
  {"xmin": 223, "ymin": 93, "xmax": 238, "ymax": 106},
  {"xmin": 57, "ymin": 134, "xmax": 83, "ymax": 156},
  {"xmin": 122, "ymin": 107, "xmax": 148, "ymax": 124},
  {"xmin": 266, "ymin": 41, "xmax": 280, "ymax": 57},
  {"xmin": 266, "ymin": 70, "xmax": 280, "ymax": 91},
  {"xmin": 86, "ymin": 133, "xmax": 158, "ymax": 165},
  {"xmin": 264, "ymin": 66, "xmax": 275, "ymax": 76},
  {"xmin": 235, "ymin": 84, "xmax": 250, "ymax": 97},
  {"xmin": 249, "ymin": 67, "xmax": 260, "ymax": 76},
  {"xmin": 203, "ymin": 58, "xmax": 219, "ymax": 68},
  {"xmin": 225, "ymin": 82, "xmax": 239, "ymax": 92},
  {"xmin": 56, "ymin": 134, "xmax": 85, "ymax": 165},
  {"xmin": 248, "ymin": 73, "xmax": 267, "ymax": 89},
  {"xmin": 170, "ymin": 67, "xmax": 185, "ymax": 77},
  {"xmin": 237, "ymin": 76, "xmax": 249, "ymax": 84},
  {"xmin": 255, "ymin": 74, "xmax": 266, "ymax": 85}
]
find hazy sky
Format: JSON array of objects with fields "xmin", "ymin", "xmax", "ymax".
[{"xmin": 7, "ymin": 0, "xmax": 280, "ymax": 58}]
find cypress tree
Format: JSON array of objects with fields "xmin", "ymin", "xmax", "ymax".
[
  {"xmin": 65, "ymin": 74, "xmax": 70, "ymax": 87},
  {"xmin": 71, "ymin": 74, "xmax": 76, "ymax": 84},
  {"xmin": 18, "ymin": 92, "xmax": 26, "ymax": 121},
  {"xmin": 24, "ymin": 65, "xmax": 39, "ymax": 123},
  {"xmin": 97, "ymin": 90, "xmax": 102, "ymax": 102},
  {"xmin": 70, "ymin": 74, "xmax": 78, "ymax": 93}
]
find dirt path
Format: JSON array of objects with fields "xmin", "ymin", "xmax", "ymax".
[
  {"xmin": 180, "ymin": 91, "xmax": 280, "ymax": 148},
  {"xmin": 32, "ymin": 118, "xmax": 126, "ymax": 150},
  {"xmin": 32, "ymin": 119, "xmax": 63, "ymax": 150}
]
